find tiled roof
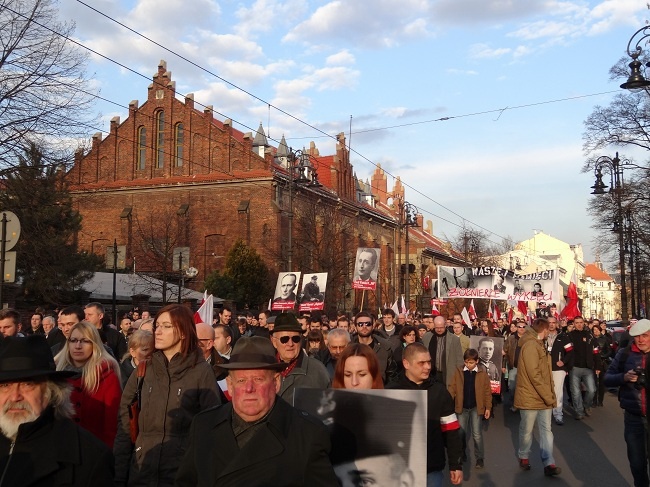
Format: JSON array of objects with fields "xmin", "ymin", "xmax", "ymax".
[{"xmin": 585, "ymin": 263, "xmax": 614, "ymax": 282}]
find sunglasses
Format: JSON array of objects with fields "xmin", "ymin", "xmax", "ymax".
[
  {"xmin": 517, "ymin": 325, "xmax": 526, "ymax": 329},
  {"xmin": 356, "ymin": 321, "xmax": 373, "ymax": 327},
  {"xmin": 278, "ymin": 335, "xmax": 302, "ymax": 344}
]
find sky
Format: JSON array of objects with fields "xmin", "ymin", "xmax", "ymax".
[{"xmin": 56, "ymin": 0, "xmax": 649, "ymax": 270}]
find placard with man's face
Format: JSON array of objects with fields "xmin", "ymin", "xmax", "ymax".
[
  {"xmin": 271, "ymin": 272, "xmax": 302, "ymax": 311},
  {"xmin": 352, "ymin": 247, "xmax": 380, "ymax": 291}
]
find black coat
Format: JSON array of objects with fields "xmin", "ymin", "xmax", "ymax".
[
  {"xmin": 0, "ymin": 406, "xmax": 114, "ymax": 487},
  {"xmin": 175, "ymin": 396, "xmax": 337, "ymax": 487}
]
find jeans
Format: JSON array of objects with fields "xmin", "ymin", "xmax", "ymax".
[
  {"xmin": 508, "ymin": 367, "xmax": 518, "ymax": 403},
  {"xmin": 569, "ymin": 366, "xmax": 596, "ymax": 415},
  {"xmin": 624, "ymin": 411, "xmax": 650, "ymax": 487},
  {"xmin": 551, "ymin": 370, "xmax": 567, "ymax": 419},
  {"xmin": 458, "ymin": 408, "xmax": 484, "ymax": 459},
  {"xmin": 426, "ymin": 470, "xmax": 443, "ymax": 487},
  {"xmin": 518, "ymin": 409, "xmax": 555, "ymax": 467}
]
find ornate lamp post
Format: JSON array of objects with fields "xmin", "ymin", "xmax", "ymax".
[
  {"xmin": 286, "ymin": 148, "xmax": 321, "ymax": 271},
  {"xmin": 620, "ymin": 26, "xmax": 650, "ymax": 91},
  {"xmin": 403, "ymin": 202, "xmax": 418, "ymax": 311},
  {"xmin": 591, "ymin": 152, "xmax": 630, "ymax": 322}
]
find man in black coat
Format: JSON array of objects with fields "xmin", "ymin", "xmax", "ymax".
[
  {"xmin": 175, "ymin": 336, "xmax": 337, "ymax": 486},
  {"xmin": 0, "ymin": 335, "xmax": 114, "ymax": 486}
]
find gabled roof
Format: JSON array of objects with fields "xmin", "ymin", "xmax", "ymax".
[{"xmin": 585, "ymin": 263, "xmax": 614, "ymax": 282}]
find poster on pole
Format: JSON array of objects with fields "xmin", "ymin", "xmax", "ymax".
[
  {"xmin": 294, "ymin": 388, "xmax": 427, "ymax": 487},
  {"xmin": 271, "ymin": 272, "xmax": 301, "ymax": 311},
  {"xmin": 352, "ymin": 247, "xmax": 380, "ymax": 291},
  {"xmin": 437, "ymin": 265, "xmax": 560, "ymax": 302},
  {"xmin": 299, "ymin": 272, "xmax": 327, "ymax": 311},
  {"xmin": 469, "ymin": 335, "xmax": 504, "ymax": 394}
]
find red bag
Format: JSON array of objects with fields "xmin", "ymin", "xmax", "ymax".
[{"xmin": 127, "ymin": 361, "xmax": 146, "ymax": 443}]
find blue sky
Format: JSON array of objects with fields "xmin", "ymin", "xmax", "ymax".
[{"xmin": 58, "ymin": 0, "xmax": 648, "ymax": 268}]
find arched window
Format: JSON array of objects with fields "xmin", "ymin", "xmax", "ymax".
[
  {"xmin": 155, "ymin": 111, "xmax": 164, "ymax": 168},
  {"xmin": 137, "ymin": 126, "xmax": 146, "ymax": 170},
  {"xmin": 175, "ymin": 123, "xmax": 184, "ymax": 167}
]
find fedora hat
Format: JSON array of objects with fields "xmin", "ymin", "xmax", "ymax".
[
  {"xmin": 0, "ymin": 335, "xmax": 76, "ymax": 382},
  {"xmin": 220, "ymin": 336, "xmax": 288, "ymax": 371},
  {"xmin": 270, "ymin": 313, "xmax": 302, "ymax": 334}
]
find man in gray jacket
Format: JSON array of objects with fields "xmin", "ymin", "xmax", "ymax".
[{"xmin": 423, "ymin": 315, "xmax": 463, "ymax": 386}]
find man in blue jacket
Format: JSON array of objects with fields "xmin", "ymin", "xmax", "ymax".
[{"xmin": 605, "ymin": 318, "xmax": 650, "ymax": 487}]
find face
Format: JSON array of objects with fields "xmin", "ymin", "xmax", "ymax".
[
  {"xmin": 574, "ymin": 318, "xmax": 585, "ymax": 331},
  {"xmin": 592, "ymin": 327, "xmax": 601, "ymax": 337},
  {"xmin": 452, "ymin": 315, "xmax": 463, "ymax": 326},
  {"xmin": 634, "ymin": 331, "xmax": 650, "ymax": 352},
  {"xmin": 42, "ymin": 318, "xmax": 55, "ymax": 334},
  {"xmin": 423, "ymin": 317, "xmax": 434, "ymax": 331},
  {"xmin": 130, "ymin": 344, "xmax": 152, "ymax": 365},
  {"xmin": 58, "ymin": 314, "xmax": 79, "ymax": 339},
  {"xmin": 452, "ymin": 323, "xmax": 463, "ymax": 335},
  {"xmin": 355, "ymin": 317, "xmax": 373, "ymax": 338},
  {"xmin": 0, "ymin": 380, "xmax": 49, "ymax": 439},
  {"xmin": 417, "ymin": 327, "xmax": 427, "ymax": 339},
  {"xmin": 272, "ymin": 331, "xmax": 301, "ymax": 362},
  {"xmin": 227, "ymin": 369, "xmax": 279, "ymax": 422},
  {"xmin": 382, "ymin": 314, "xmax": 394, "ymax": 328},
  {"xmin": 534, "ymin": 284, "xmax": 541, "ymax": 292},
  {"xmin": 220, "ymin": 309, "xmax": 232, "ymax": 324},
  {"xmin": 68, "ymin": 329, "xmax": 94, "ymax": 367},
  {"xmin": 141, "ymin": 311, "xmax": 151, "ymax": 320},
  {"xmin": 213, "ymin": 327, "xmax": 231, "ymax": 354},
  {"xmin": 517, "ymin": 324, "xmax": 526, "ymax": 335},
  {"xmin": 433, "ymin": 317, "xmax": 447, "ymax": 336},
  {"xmin": 343, "ymin": 356, "xmax": 374, "ymax": 389},
  {"xmin": 357, "ymin": 251, "xmax": 375, "ymax": 279},
  {"xmin": 404, "ymin": 351, "xmax": 431, "ymax": 384},
  {"xmin": 280, "ymin": 275, "xmax": 296, "ymax": 299},
  {"xmin": 132, "ymin": 312, "xmax": 140, "ymax": 321},
  {"xmin": 120, "ymin": 318, "xmax": 132, "ymax": 334},
  {"xmin": 238, "ymin": 322, "xmax": 247, "ymax": 334},
  {"xmin": 465, "ymin": 358, "xmax": 478, "ymax": 371},
  {"xmin": 337, "ymin": 319, "xmax": 349, "ymax": 331},
  {"xmin": 196, "ymin": 327, "xmax": 214, "ymax": 359},
  {"xmin": 328, "ymin": 336, "xmax": 349, "ymax": 360},
  {"xmin": 154, "ymin": 312, "xmax": 182, "ymax": 355},
  {"xmin": 334, "ymin": 454, "xmax": 409, "ymax": 487},
  {"xmin": 397, "ymin": 314, "xmax": 406, "ymax": 325},
  {"xmin": 403, "ymin": 330, "xmax": 416, "ymax": 344},
  {"xmin": 30, "ymin": 315, "xmax": 41, "ymax": 330},
  {"xmin": 310, "ymin": 322, "xmax": 322, "ymax": 331},
  {"xmin": 258, "ymin": 313, "xmax": 267, "ymax": 327},
  {"xmin": 479, "ymin": 341, "xmax": 494, "ymax": 361},
  {"xmin": 548, "ymin": 319, "xmax": 557, "ymax": 332},
  {"xmin": 84, "ymin": 306, "xmax": 103, "ymax": 328}
]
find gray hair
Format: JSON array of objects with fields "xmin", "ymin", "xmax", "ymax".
[
  {"xmin": 44, "ymin": 381, "xmax": 75, "ymax": 419},
  {"xmin": 327, "ymin": 328, "xmax": 350, "ymax": 343}
]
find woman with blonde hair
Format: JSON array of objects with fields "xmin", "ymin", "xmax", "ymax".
[{"xmin": 55, "ymin": 320, "xmax": 122, "ymax": 448}]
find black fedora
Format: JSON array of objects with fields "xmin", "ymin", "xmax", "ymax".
[
  {"xmin": 270, "ymin": 313, "xmax": 302, "ymax": 334},
  {"xmin": 0, "ymin": 335, "xmax": 76, "ymax": 382},
  {"xmin": 220, "ymin": 336, "xmax": 288, "ymax": 371}
]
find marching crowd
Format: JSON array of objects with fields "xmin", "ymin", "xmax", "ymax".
[{"xmin": 0, "ymin": 303, "xmax": 647, "ymax": 486}]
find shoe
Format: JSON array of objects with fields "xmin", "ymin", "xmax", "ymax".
[
  {"xmin": 575, "ymin": 414, "xmax": 584, "ymax": 420},
  {"xmin": 544, "ymin": 465, "xmax": 562, "ymax": 476},
  {"xmin": 519, "ymin": 458, "xmax": 531, "ymax": 471},
  {"xmin": 554, "ymin": 417, "xmax": 564, "ymax": 426},
  {"xmin": 476, "ymin": 459, "xmax": 484, "ymax": 469},
  {"xmin": 584, "ymin": 408, "xmax": 592, "ymax": 417}
]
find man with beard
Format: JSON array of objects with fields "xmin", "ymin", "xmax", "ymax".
[
  {"xmin": 423, "ymin": 316, "xmax": 464, "ymax": 386},
  {"xmin": 352, "ymin": 312, "xmax": 398, "ymax": 386},
  {"xmin": 0, "ymin": 335, "xmax": 113, "ymax": 485}
]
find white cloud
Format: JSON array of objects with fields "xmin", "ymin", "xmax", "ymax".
[
  {"xmin": 469, "ymin": 43, "xmax": 511, "ymax": 59},
  {"xmin": 431, "ymin": 0, "xmax": 552, "ymax": 24},
  {"xmin": 326, "ymin": 50, "xmax": 356, "ymax": 66},
  {"xmin": 234, "ymin": 0, "xmax": 308, "ymax": 38},
  {"xmin": 447, "ymin": 68, "xmax": 479, "ymax": 75}
]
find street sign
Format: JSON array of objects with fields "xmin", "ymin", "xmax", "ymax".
[
  {"xmin": 173, "ymin": 247, "xmax": 190, "ymax": 271},
  {"xmin": 0, "ymin": 211, "xmax": 20, "ymax": 250},
  {"xmin": 106, "ymin": 245, "xmax": 126, "ymax": 270},
  {"xmin": 3, "ymin": 251, "xmax": 16, "ymax": 283}
]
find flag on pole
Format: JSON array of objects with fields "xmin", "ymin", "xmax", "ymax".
[
  {"xmin": 461, "ymin": 307, "xmax": 472, "ymax": 328},
  {"xmin": 493, "ymin": 304, "xmax": 501, "ymax": 322},
  {"xmin": 560, "ymin": 270, "xmax": 581, "ymax": 320},
  {"xmin": 392, "ymin": 300, "xmax": 400, "ymax": 316},
  {"xmin": 431, "ymin": 303, "xmax": 441, "ymax": 316},
  {"xmin": 194, "ymin": 291, "xmax": 214, "ymax": 324},
  {"xmin": 507, "ymin": 307, "xmax": 514, "ymax": 324},
  {"xmin": 468, "ymin": 299, "xmax": 477, "ymax": 320},
  {"xmin": 400, "ymin": 295, "xmax": 407, "ymax": 315},
  {"xmin": 517, "ymin": 301, "xmax": 528, "ymax": 318}
]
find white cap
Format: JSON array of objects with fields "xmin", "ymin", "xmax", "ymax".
[{"xmin": 629, "ymin": 319, "xmax": 650, "ymax": 337}]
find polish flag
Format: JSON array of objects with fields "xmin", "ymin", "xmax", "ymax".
[
  {"xmin": 468, "ymin": 299, "xmax": 477, "ymax": 320},
  {"xmin": 564, "ymin": 341, "xmax": 574, "ymax": 353},
  {"xmin": 392, "ymin": 300, "xmax": 400, "ymax": 316},
  {"xmin": 400, "ymin": 295, "xmax": 407, "ymax": 315},
  {"xmin": 440, "ymin": 413, "xmax": 460, "ymax": 432},
  {"xmin": 493, "ymin": 304, "xmax": 501, "ymax": 322},
  {"xmin": 461, "ymin": 307, "xmax": 472, "ymax": 329},
  {"xmin": 517, "ymin": 301, "xmax": 528, "ymax": 318},
  {"xmin": 431, "ymin": 303, "xmax": 441, "ymax": 316},
  {"xmin": 194, "ymin": 291, "xmax": 214, "ymax": 324},
  {"xmin": 560, "ymin": 270, "xmax": 581, "ymax": 320}
]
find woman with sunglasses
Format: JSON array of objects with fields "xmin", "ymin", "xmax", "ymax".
[
  {"xmin": 55, "ymin": 321, "xmax": 122, "ymax": 448},
  {"xmin": 114, "ymin": 304, "xmax": 220, "ymax": 487},
  {"xmin": 332, "ymin": 343, "xmax": 384, "ymax": 389}
]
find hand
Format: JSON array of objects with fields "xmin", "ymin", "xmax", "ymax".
[
  {"xmin": 596, "ymin": 370, "xmax": 601, "ymax": 376},
  {"xmin": 484, "ymin": 409, "xmax": 491, "ymax": 419},
  {"xmin": 502, "ymin": 367, "xmax": 506, "ymax": 373},
  {"xmin": 557, "ymin": 360, "xmax": 564, "ymax": 367},
  {"xmin": 450, "ymin": 469, "xmax": 463, "ymax": 485},
  {"xmin": 625, "ymin": 370, "xmax": 638, "ymax": 383}
]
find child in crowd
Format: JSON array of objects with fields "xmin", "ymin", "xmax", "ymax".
[{"xmin": 448, "ymin": 348, "xmax": 493, "ymax": 469}]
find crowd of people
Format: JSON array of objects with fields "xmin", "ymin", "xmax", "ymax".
[{"xmin": 0, "ymin": 302, "xmax": 647, "ymax": 486}]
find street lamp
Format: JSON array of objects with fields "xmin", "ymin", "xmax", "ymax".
[
  {"xmin": 403, "ymin": 202, "xmax": 418, "ymax": 310},
  {"xmin": 286, "ymin": 148, "xmax": 321, "ymax": 271},
  {"xmin": 591, "ymin": 152, "xmax": 630, "ymax": 322},
  {"xmin": 90, "ymin": 238, "xmax": 110, "ymax": 255},
  {"xmin": 620, "ymin": 26, "xmax": 650, "ymax": 91}
]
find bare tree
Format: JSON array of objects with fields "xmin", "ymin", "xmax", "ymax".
[{"xmin": 0, "ymin": 0, "xmax": 97, "ymax": 168}]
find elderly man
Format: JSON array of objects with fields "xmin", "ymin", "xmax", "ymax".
[
  {"xmin": 322, "ymin": 328, "xmax": 351, "ymax": 378},
  {"xmin": 175, "ymin": 336, "xmax": 337, "ymax": 486},
  {"xmin": 43, "ymin": 315, "xmax": 65, "ymax": 349},
  {"xmin": 270, "ymin": 314, "xmax": 330, "ymax": 400},
  {"xmin": 0, "ymin": 335, "xmax": 114, "ymax": 485},
  {"xmin": 423, "ymin": 315, "xmax": 464, "ymax": 386},
  {"xmin": 196, "ymin": 322, "xmax": 230, "ymax": 402}
]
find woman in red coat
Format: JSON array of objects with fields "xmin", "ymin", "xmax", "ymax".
[{"xmin": 55, "ymin": 320, "xmax": 122, "ymax": 448}]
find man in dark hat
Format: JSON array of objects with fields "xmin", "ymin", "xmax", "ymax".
[
  {"xmin": 270, "ymin": 313, "xmax": 330, "ymax": 400},
  {"xmin": 0, "ymin": 335, "xmax": 114, "ymax": 486},
  {"xmin": 175, "ymin": 336, "xmax": 337, "ymax": 486}
]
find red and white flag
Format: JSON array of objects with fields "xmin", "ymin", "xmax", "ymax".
[
  {"xmin": 194, "ymin": 291, "xmax": 214, "ymax": 324},
  {"xmin": 431, "ymin": 303, "xmax": 441, "ymax": 316},
  {"xmin": 493, "ymin": 304, "xmax": 501, "ymax": 322},
  {"xmin": 461, "ymin": 307, "xmax": 472, "ymax": 329},
  {"xmin": 560, "ymin": 270, "xmax": 581, "ymax": 320},
  {"xmin": 468, "ymin": 299, "xmax": 477, "ymax": 320}
]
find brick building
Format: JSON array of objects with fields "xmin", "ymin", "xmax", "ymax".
[{"xmin": 67, "ymin": 61, "xmax": 463, "ymax": 314}]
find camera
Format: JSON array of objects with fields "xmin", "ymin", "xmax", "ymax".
[{"xmin": 634, "ymin": 367, "xmax": 647, "ymax": 390}]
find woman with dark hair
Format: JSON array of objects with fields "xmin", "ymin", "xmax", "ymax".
[
  {"xmin": 394, "ymin": 325, "xmax": 418, "ymax": 370},
  {"xmin": 332, "ymin": 343, "xmax": 384, "ymax": 390},
  {"xmin": 476, "ymin": 319, "xmax": 496, "ymax": 337},
  {"xmin": 307, "ymin": 329, "xmax": 327, "ymax": 359},
  {"xmin": 114, "ymin": 304, "xmax": 221, "ymax": 486}
]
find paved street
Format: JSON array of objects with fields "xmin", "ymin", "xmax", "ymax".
[{"xmin": 456, "ymin": 391, "xmax": 635, "ymax": 486}]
